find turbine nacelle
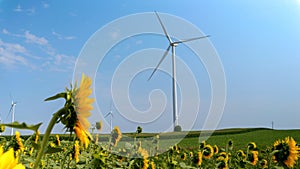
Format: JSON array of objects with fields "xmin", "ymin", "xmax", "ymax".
[{"xmin": 171, "ymin": 43, "xmax": 179, "ymax": 47}]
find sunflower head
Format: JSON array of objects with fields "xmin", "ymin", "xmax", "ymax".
[
  {"xmin": 213, "ymin": 145, "xmax": 219, "ymax": 154},
  {"xmin": 218, "ymin": 152, "xmax": 229, "ymax": 161},
  {"xmin": 111, "ymin": 126, "xmax": 122, "ymax": 147},
  {"xmin": 45, "ymin": 74, "xmax": 94, "ymax": 132},
  {"xmin": 237, "ymin": 150, "xmax": 246, "ymax": 159},
  {"xmin": 247, "ymin": 151, "xmax": 258, "ymax": 166},
  {"xmin": 273, "ymin": 137, "xmax": 300, "ymax": 168},
  {"xmin": 181, "ymin": 153, "xmax": 187, "ymax": 160},
  {"xmin": 216, "ymin": 156, "xmax": 228, "ymax": 169},
  {"xmin": 227, "ymin": 140, "xmax": 233, "ymax": 151},
  {"xmin": 199, "ymin": 140, "xmax": 206, "ymax": 149},
  {"xmin": 96, "ymin": 121, "xmax": 102, "ymax": 130},
  {"xmin": 0, "ymin": 148, "xmax": 25, "ymax": 168},
  {"xmin": 193, "ymin": 151, "xmax": 202, "ymax": 166},
  {"xmin": 260, "ymin": 159, "xmax": 268, "ymax": 168},
  {"xmin": 45, "ymin": 74, "xmax": 94, "ymax": 148},
  {"xmin": 203, "ymin": 144, "xmax": 214, "ymax": 159},
  {"xmin": 13, "ymin": 131, "xmax": 24, "ymax": 152},
  {"xmin": 248, "ymin": 142, "xmax": 257, "ymax": 150},
  {"xmin": 55, "ymin": 134, "xmax": 61, "ymax": 146},
  {"xmin": 0, "ymin": 125, "xmax": 5, "ymax": 133},
  {"xmin": 73, "ymin": 140, "xmax": 80, "ymax": 163}
]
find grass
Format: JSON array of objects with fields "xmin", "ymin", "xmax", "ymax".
[
  {"xmin": 178, "ymin": 128, "xmax": 300, "ymax": 150},
  {"xmin": 86, "ymin": 127, "xmax": 300, "ymax": 154}
]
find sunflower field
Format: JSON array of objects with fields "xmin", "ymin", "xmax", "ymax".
[{"xmin": 1, "ymin": 74, "xmax": 300, "ymax": 169}]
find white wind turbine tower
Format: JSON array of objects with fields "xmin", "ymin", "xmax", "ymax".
[
  {"xmin": 148, "ymin": 12, "xmax": 210, "ymax": 131},
  {"xmin": 104, "ymin": 103, "xmax": 114, "ymax": 132},
  {"xmin": 8, "ymin": 100, "xmax": 17, "ymax": 135}
]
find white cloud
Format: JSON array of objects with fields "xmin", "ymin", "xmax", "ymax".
[
  {"xmin": 24, "ymin": 31, "xmax": 48, "ymax": 45},
  {"xmin": 42, "ymin": 2, "xmax": 50, "ymax": 8},
  {"xmin": 52, "ymin": 31, "xmax": 76, "ymax": 40},
  {"xmin": 2, "ymin": 29, "xmax": 9, "ymax": 34},
  {"xmin": 13, "ymin": 4, "xmax": 23, "ymax": 12},
  {"xmin": 27, "ymin": 8, "xmax": 35, "ymax": 15},
  {"xmin": 1, "ymin": 29, "xmax": 76, "ymax": 72},
  {"xmin": 0, "ymin": 39, "xmax": 32, "ymax": 68},
  {"xmin": 13, "ymin": 4, "xmax": 35, "ymax": 15}
]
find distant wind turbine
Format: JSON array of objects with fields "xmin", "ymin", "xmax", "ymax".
[
  {"xmin": 104, "ymin": 102, "xmax": 114, "ymax": 132},
  {"xmin": 8, "ymin": 99, "xmax": 17, "ymax": 136},
  {"xmin": 148, "ymin": 11, "xmax": 210, "ymax": 131}
]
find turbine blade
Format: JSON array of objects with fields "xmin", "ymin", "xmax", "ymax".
[
  {"xmin": 104, "ymin": 113, "xmax": 110, "ymax": 118},
  {"xmin": 155, "ymin": 11, "xmax": 172, "ymax": 43},
  {"xmin": 6, "ymin": 106, "xmax": 13, "ymax": 120},
  {"xmin": 174, "ymin": 35, "xmax": 210, "ymax": 44},
  {"xmin": 148, "ymin": 45, "xmax": 171, "ymax": 81}
]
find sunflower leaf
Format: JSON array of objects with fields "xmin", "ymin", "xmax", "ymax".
[
  {"xmin": 44, "ymin": 92, "xmax": 66, "ymax": 101},
  {"xmin": 2, "ymin": 122, "xmax": 42, "ymax": 132}
]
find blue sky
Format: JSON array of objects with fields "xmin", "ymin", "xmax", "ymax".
[{"xmin": 0, "ymin": 1, "xmax": 300, "ymax": 134}]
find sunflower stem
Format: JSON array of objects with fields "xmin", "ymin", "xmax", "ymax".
[{"xmin": 33, "ymin": 108, "xmax": 65, "ymax": 169}]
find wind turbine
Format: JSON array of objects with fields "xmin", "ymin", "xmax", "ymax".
[
  {"xmin": 148, "ymin": 12, "xmax": 210, "ymax": 131},
  {"xmin": 104, "ymin": 102, "xmax": 113, "ymax": 132},
  {"xmin": 8, "ymin": 100, "xmax": 17, "ymax": 135}
]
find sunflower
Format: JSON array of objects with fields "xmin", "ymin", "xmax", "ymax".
[
  {"xmin": 150, "ymin": 161, "xmax": 155, "ymax": 169},
  {"xmin": 74, "ymin": 74, "xmax": 94, "ymax": 131},
  {"xmin": 96, "ymin": 121, "xmax": 102, "ymax": 130},
  {"xmin": 138, "ymin": 147, "xmax": 149, "ymax": 169},
  {"xmin": 0, "ymin": 125, "xmax": 5, "ymax": 133},
  {"xmin": 181, "ymin": 153, "xmax": 187, "ymax": 160},
  {"xmin": 62, "ymin": 74, "xmax": 94, "ymax": 148},
  {"xmin": 74, "ymin": 122, "xmax": 90, "ymax": 148},
  {"xmin": 15, "ymin": 131, "xmax": 24, "ymax": 152},
  {"xmin": 227, "ymin": 140, "xmax": 233, "ymax": 151},
  {"xmin": 203, "ymin": 144, "xmax": 214, "ymax": 159},
  {"xmin": 95, "ymin": 134, "xmax": 99, "ymax": 144},
  {"xmin": 111, "ymin": 126, "xmax": 122, "ymax": 147},
  {"xmin": 213, "ymin": 145, "xmax": 219, "ymax": 154},
  {"xmin": 216, "ymin": 156, "xmax": 228, "ymax": 169},
  {"xmin": 55, "ymin": 134, "xmax": 61, "ymax": 146},
  {"xmin": 199, "ymin": 140, "xmax": 206, "ymax": 149},
  {"xmin": 247, "ymin": 151, "xmax": 258, "ymax": 166},
  {"xmin": 248, "ymin": 142, "xmax": 257, "ymax": 150},
  {"xmin": 189, "ymin": 151, "xmax": 193, "ymax": 157},
  {"xmin": 218, "ymin": 152, "xmax": 229, "ymax": 161},
  {"xmin": 237, "ymin": 150, "xmax": 246, "ymax": 160},
  {"xmin": 34, "ymin": 130, "xmax": 40, "ymax": 144},
  {"xmin": 73, "ymin": 140, "xmax": 80, "ymax": 163},
  {"xmin": 0, "ymin": 147, "xmax": 25, "ymax": 169},
  {"xmin": 260, "ymin": 159, "xmax": 268, "ymax": 168},
  {"xmin": 273, "ymin": 136, "xmax": 300, "ymax": 168},
  {"xmin": 194, "ymin": 151, "xmax": 202, "ymax": 166}
]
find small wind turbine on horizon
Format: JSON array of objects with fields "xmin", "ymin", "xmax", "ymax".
[
  {"xmin": 148, "ymin": 11, "xmax": 210, "ymax": 131},
  {"xmin": 7, "ymin": 98, "xmax": 18, "ymax": 136},
  {"xmin": 104, "ymin": 102, "xmax": 114, "ymax": 132}
]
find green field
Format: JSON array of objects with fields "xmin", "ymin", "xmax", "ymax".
[
  {"xmin": 177, "ymin": 128, "xmax": 300, "ymax": 150},
  {"xmin": 117, "ymin": 128, "xmax": 300, "ymax": 150}
]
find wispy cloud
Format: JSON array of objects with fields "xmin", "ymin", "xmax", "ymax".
[
  {"xmin": 13, "ymin": 4, "xmax": 35, "ymax": 15},
  {"xmin": 52, "ymin": 31, "xmax": 76, "ymax": 40},
  {"xmin": 42, "ymin": 2, "xmax": 50, "ymax": 8},
  {"xmin": 0, "ymin": 39, "xmax": 33, "ymax": 69},
  {"xmin": 25, "ymin": 31, "xmax": 48, "ymax": 45},
  {"xmin": 2, "ymin": 28, "xmax": 9, "ymax": 35},
  {"xmin": 1, "ymin": 29, "xmax": 76, "ymax": 72},
  {"xmin": 13, "ymin": 4, "xmax": 22, "ymax": 12}
]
